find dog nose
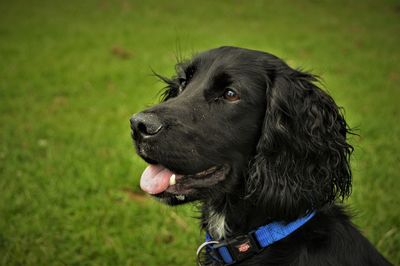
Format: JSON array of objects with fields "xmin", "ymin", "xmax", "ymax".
[{"xmin": 130, "ymin": 112, "xmax": 163, "ymax": 139}]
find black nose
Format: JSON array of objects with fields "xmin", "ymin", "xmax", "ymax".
[{"xmin": 130, "ymin": 112, "xmax": 163, "ymax": 139}]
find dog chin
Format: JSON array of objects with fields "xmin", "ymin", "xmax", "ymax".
[{"xmin": 154, "ymin": 193, "xmax": 196, "ymax": 205}]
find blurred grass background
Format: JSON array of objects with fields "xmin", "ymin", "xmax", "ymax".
[{"xmin": 0, "ymin": 0, "xmax": 399, "ymax": 265}]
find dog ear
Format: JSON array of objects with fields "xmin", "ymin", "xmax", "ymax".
[{"xmin": 246, "ymin": 67, "xmax": 353, "ymax": 220}]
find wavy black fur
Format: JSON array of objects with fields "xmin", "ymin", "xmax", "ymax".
[{"xmin": 246, "ymin": 69, "xmax": 353, "ymax": 221}]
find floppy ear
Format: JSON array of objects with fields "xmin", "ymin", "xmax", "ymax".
[{"xmin": 247, "ymin": 67, "xmax": 353, "ymax": 220}]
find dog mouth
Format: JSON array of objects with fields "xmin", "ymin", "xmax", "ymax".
[{"xmin": 140, "ymin": 164, "xmax": 229, "ymax": 196}]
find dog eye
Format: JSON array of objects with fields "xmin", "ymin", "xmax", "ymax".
[{"xmin": 223, "ymin": 89, "xmax": 240, "ymax": 101}]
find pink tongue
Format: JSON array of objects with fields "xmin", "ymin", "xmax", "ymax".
[{"xmin": 140, "ymin": 164, "xmax": 174, "ymax": 194}]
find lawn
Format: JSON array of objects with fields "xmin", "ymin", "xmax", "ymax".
[{"xmin": 0, "ymin": 0, "xmax": 399, "ymax": 265}]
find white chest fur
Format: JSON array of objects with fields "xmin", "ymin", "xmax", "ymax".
[{"xmin": 207, "ymin": 210, "xmax": 230, "ymax": 239}]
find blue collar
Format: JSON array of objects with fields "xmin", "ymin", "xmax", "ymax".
[{"xmin": 197, "ymin": 212, "xmax": 315, "ymax": 265}]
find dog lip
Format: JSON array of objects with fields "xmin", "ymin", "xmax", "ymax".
[
  {"xmin": 185, "ymin": 166, "xmax": 220, "ymax": 178},
  {"xmin": 138, "ymin": 153, "xmax": 159, "ymax": 165},
  {"xmin": 162, "ymin": 164, "xmax": 230, "ymax": 195}
]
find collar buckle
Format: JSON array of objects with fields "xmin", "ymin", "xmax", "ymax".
[{"xmin": 214, "ymin": 231, "xmax": 261, "ymax": 263}]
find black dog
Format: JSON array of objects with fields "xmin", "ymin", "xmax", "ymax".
[{"xmin": 130, "ymin": 47, "xmax": 390, "ymax": 265}]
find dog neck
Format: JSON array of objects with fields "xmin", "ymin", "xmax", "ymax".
[{"xmin": 202, "ymin": 194, "xmax": 270, "ymax": 240}]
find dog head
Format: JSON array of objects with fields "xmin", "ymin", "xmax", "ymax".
[{"xmin": 131, "ymin": 46, "xmax": 352, "ymax": 217}]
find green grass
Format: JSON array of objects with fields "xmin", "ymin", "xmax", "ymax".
[{"xmin": 0, "ymin": 0, "xmax": 399, "ymax": 265}]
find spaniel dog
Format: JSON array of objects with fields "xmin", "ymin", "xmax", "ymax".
[{"xmin": 130, "ymin": 46, "xmax": 390, "ymax": 265}]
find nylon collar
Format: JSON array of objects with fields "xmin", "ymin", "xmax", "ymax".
[{"xmin": 197, "ymin": 211, "xmax": 315, "ymax": 265}]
